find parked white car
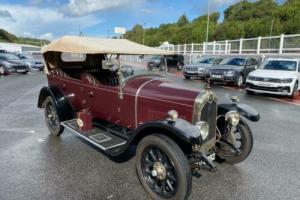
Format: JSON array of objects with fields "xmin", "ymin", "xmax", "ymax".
[{"xmin": 246, "ymin": 58, "xmax": 300, "ymax": 98}]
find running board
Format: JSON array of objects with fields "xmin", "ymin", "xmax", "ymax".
[{"xmin": 61, "ymin": 119, "xmax": 127, "ymax": 151}]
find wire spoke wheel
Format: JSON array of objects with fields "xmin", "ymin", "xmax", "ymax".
[
  {"xmin": 216, "ymin": 120, "xmax": 253, "ymax": 164},
  {"xmin": 141, "ymin": 146, "xmax": 178, "ymax": 198},
  {"xmin": 136, "ymin": 134, "xmax": 192, "ymax": 200},
  {"xmin": 43, "ymin": 97, "xmax": 64, "ymax": 136}
]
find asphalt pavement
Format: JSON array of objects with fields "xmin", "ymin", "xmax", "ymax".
[{"xmin": 0, "ymin": 71, "xmax": 299, "ymax": 200}]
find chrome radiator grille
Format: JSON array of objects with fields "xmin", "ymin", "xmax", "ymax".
[{"xmin": 192, "ymin": 91, "xmax": 217, "ymax": 144}]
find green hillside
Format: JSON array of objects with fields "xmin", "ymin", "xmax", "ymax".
[
  {"xmin": 125, "ymin": 0, "xmax": 300, "ymax": 46},
  {"xmin": 0, "ymin": 28, "xmax": 49, "ymax": 46}
]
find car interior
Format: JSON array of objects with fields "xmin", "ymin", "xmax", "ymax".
[{"xmin": 46, "ymin": 53, "xmax": 120, "ymax": 87}]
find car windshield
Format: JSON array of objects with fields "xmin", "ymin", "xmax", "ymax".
[
  {"xmin": 193, "ymin": 57, "xmax": 214, "ymax": 64},
  {"xmin": 151, "ymin": 55, "xmax": 162, "ymax": 59},
  {"xmin": 260, "ymin": 60, "xmax": 297, "ymax": 71},
  {"xmin": 23, "ymin": 52, "xmax": 43, "ymax": 59},
  {"xmin": 0, "ymin": 53, "xmax": 19, "ymax": 60},
  {"xmin": 219, "ymin": 58, "xmax": 245, "ymax": 66}
]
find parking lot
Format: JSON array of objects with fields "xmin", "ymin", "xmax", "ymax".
[{"xmin": 0, "ymin": 71, "xmax": 300, "ymax": 200}]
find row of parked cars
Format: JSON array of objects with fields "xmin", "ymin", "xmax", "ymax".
[
  {"xmin": 182, "ymin": 55, "xmax": 300, "ymax": 98},
  {"xmin": 0, "ymin": 51, "xmax": 44, "ymax": 75}
]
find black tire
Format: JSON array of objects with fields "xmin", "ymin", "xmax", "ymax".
[
  {"xmin": 148, "ymin": 65, "xmax": 154, "ymax": 71},
  {"xmin": 160, "ymin": 64, "xmax": 167, "ymax": 72},
  {"xmin": 177, "ymin": 63, "xmax": 183, "ymax": 71},
  {"xmin": 235, "ymin": 74, "xmax": 244, "ymax": 87},
  {"xmin": 0, "ymin": 66, "xmax": 5, "ymax": 75},
  {"xmin": 216, "ymin": 119, "xmax": 253, "ymax": 164},
  {"xmin": 288, "ymin": 82, "xmax": 298, "ymax": 99},
  {"xmin": 136, "ymin": 134, "xmax": 192, "ymax": 200},
  {"xmin": 22, "ymin": 71, "xmax": 28, "ymax": 74},
  {"xmin": 42, "ymin": 96, "xmax": 64, "ymax": 136},
  {"xmin": 246, "ymin": 89, "xmax": 254, "ymax": 95},
  {"xmin": 184, "ymin": 76, "xmax": 190, "ymax": 80}
]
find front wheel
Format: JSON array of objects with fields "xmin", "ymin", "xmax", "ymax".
[
  {"xmin": 136, "ymin": 134, "xmax": 192, "ymax": 200},
  {"xmin": 42, "ymin": 96, "xmax": 64, "ymax": 136},
  {"xmin": 216, "ymin": 119, "xmax": 253, "ymax": 164},
  {"xmin": 235, "ymin": 74, "xmax": 244, "ymax": 87},
  {"xmin": 0, "ymin": 66, "xmax": 5, "ymax": 75},
  {"xmin": 289, "ymin": 82, "xmax": 299, "ymax": 99}
]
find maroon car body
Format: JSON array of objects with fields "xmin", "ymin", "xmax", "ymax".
[{"xmin": 37, "ymin": 36, "xmax": 259, "ymax": 200}]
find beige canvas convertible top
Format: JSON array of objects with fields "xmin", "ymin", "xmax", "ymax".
[{"xmin": 42, "ymin": 35, "xmax": 174, "ymax": 55}]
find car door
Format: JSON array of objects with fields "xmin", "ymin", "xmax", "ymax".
[
  {"xmin": 244, "ymin": 58, "xmax": 258, "ymax": 78},
  {"xmin": 298, "ymin": 61, "xmax": 300, "ymax": 90}
]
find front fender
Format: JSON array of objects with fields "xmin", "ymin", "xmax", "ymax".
[
  {"xmin": 37, "ymin": 86, "xmax": 75, "ymax": 121},
  {"xmin": 218, "ymin": 103, "xmax": 260, "ymax": 122},
  {"xmin": 131, "ymin": 118, "xmax": 201, "ymax": 145}
]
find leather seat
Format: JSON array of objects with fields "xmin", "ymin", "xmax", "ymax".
[{"xmin": 81, "ymin": 73, "xmax": 100, "ymax": 85}]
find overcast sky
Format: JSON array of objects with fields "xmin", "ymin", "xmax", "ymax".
[{"xmin": 0, "ymin": 0, "xmax": 285, "ymax": 40}]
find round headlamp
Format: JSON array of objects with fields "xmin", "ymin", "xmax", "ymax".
[
  {"xmin": 167, "ymin": 110, "xmax": 178, "ymax": 121},
  {"xmin": 195, "ymin": 121, "xmax": 209, "ymax": 140},
  {"xmin": 225, "ymin": 111, "xmax": 240, "ymax": 126}
]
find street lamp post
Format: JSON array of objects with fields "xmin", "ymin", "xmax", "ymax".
[
  {"xmin": 206, "ymin": 0, "xmax": 211, "ymax": 43},
  {"xmin": 143, "ymin": 23, "xmax": 146, "ymax": 45}
]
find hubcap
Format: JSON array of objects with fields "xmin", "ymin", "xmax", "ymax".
[{"xmin": 152, "ymin": 162, "xmax": 167, "ymax": 180}]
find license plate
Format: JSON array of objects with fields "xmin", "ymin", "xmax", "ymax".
[
  {"xmin": 149, "ymin": 64, "xmax": 153, "ymax": 66},
  {"xmin": 256, "ymin": 82, "xmax": 273, "ymax": 87},
  {"xmin": 211, "ymin": 75, "xmax": 222, "ymax": 79},
  {"xmin": 17, "ymin": 69, "xmax": 25, "ymax": 72}
]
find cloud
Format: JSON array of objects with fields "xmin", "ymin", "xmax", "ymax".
[
  {"xmin": 60, "ymin": 0, "xmax": 145, "ymax": 17},
  {"xmin": 0, "ymin": 10, "xmax": 15, "ymax": 22},
  {"xmin": 39, "ymin": 32, "xmax": 54, "ymax": 40},
  {"xmin": 0, "ymin": 4, "xmax": 102, "ymax": 40}
]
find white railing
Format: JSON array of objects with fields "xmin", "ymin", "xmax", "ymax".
[{"xmin": 159, "ymin": 33, "xmax": 300, "ymax": 55}]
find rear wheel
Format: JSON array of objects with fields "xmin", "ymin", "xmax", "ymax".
[
  {"xmin": 136, "ymin": 134, "xmax": 192, "ymax": 200},
  {"xmin": 42, "ymin": 96, "xmax": 64, "ymax": 136},
  {"xmin": 184, "ymin": 76, "xmax": 190, "ymax": 80}
]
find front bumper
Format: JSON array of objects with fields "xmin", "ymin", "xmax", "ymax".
[
  {"xmin": 31, "ymin": 64, "xmax": 44, "ymax": 70},
  {"xmin": 183, "ymin": 71, "xmax": 208, "ymax": 78},
  {"xmin": 246, "ymin": 80, "xmax": 293, "ymax": 95},
  {"xmin": 210, "ymin": 74, "xmax": 236, "ymax": 83}
]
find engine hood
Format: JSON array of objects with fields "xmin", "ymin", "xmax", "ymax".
[
  {"xmin": 4, "ymin": 59, "xmax": 25, "ymax": 66},
  {"xmin": 249, "ymin": 69, "xmax": 298, "ymax": 79},
  {"xmin": 211, "ymin": 65, "xmax": 243, "ymax": 71}
]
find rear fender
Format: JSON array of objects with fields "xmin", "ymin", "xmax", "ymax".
[{"xmin": 37, "ymin": 86, "xmax": 75, "ymax": 121}]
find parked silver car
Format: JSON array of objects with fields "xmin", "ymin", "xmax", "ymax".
[{"xmin": 183, "ymin": 56, "xmax": 223, "ymax": 79}]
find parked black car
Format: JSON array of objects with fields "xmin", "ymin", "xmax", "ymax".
[
  {"xmin": 209, "ymin": 56, "xmax": 260, "ymax": 87},
  {"xmin": 0, "ymin": 53, "xmax": 30, "ymax": 75},
  {"xmin": 147, "ymin": 54, "xmax": 184, "ymax": 71}
]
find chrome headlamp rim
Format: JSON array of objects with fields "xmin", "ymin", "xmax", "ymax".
[
  {"xmin": 195, "ymin": 121, "xmax": 209, "ymax": 140},
  {"xmin": 225, "ymin": 110, "xmax": 240, "ymax": 126}
]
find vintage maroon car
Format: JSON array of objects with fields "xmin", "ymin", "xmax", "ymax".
[{"xmin": 38, "ymin": 36, "xmax": 259, "ymax": 200}]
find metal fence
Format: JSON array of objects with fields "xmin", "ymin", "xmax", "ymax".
[{"xmin": 159, "ymin": 34, "xmax": 300, "ymax": 55}]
